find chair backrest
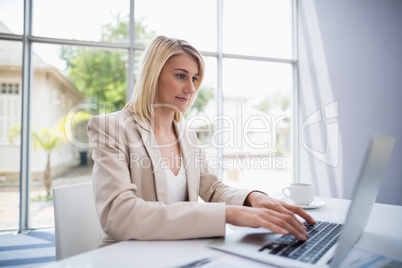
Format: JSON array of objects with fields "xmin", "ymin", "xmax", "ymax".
[{"xmin": 53, "ymin": 182, "xmax": 103, "ymax": 260}]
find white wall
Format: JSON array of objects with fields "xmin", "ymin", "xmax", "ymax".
[{"xmin": 298, "ymin": 0, "xmax": 402, "ymax": 205}]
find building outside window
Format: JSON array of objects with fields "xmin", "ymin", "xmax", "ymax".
[
  {"xmin": 0, "ymin": 83, "xmax": 20, "ymax": 144},
  {"xmin": 0, "ymin": 0, "xmax": 296, "ymax": 231}
]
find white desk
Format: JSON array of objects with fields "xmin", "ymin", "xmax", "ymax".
[{"xmin": 48, "ymin": 197, "xmax": 402, "ymax": 267}]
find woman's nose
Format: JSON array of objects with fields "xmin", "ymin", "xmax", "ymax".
[{"xmin": 184, "ymin": 79, "xmax": 196, "ymax": 94}]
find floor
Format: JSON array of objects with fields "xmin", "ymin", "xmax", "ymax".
[
  {"xmin": 0, "ymin": 166, "xmax": 92, "ymax": 267},
  {"xmin": 0, "ymin": 165, "xmax": 93, "ymax": 229},
  {"xmin": 0, "ymin": 229, "xmax": 56, "ymax": 268}
]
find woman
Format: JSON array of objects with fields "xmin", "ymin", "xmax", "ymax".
[{"xmin": 88, "ymin": 36, "xmax": 315, "ymax": 248}]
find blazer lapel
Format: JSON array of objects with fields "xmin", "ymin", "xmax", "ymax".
[
  {"xmin": 173, "ymin": 121, "xmax": 199, "ymax": 202},
  {"xmin": 129, "ymin": 111, "xmax": 169, "ymax": 204}
]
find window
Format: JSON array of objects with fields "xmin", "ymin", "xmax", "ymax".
[
  {"xmin": 135, "ymin": 0, "xmax": 295, "ymax": 193},
  {"xmin": 0, "ymin": 0, "xmax": 23, "ymax": 35},
  {"xmin": 223, "ymin": 0, "xmax": 293, "ymax": 59},
  {"xmin": 134, "ymin": 0, "xmax": 217, "ymax": 51},
  {"xmin": 0, "ymin": 83, "xmax": 20, "ymax": 144},
  {"xmin": 0, "ymin": 0, "xmax": 296, "ymax": 232},
  {"xmin": 32, "ymin": 0, "xmax": 129, "ymax": 42},
  {"xmin": 221, "ymin": 59, "xmax": 293, "ymax": 192},
  {"xmin": 0, "ymin": 39, "xmax": 22, "ymax": 229}
]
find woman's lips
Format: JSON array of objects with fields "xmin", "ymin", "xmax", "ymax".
[{"xmin": 176, "ymin": 97, "xmax": 189, "ymax": 102}]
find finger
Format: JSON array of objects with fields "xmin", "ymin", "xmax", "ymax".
[
  {"xmin": 263, "ymin": 202, "xmax": 307, "ymax": 231},
  {"xmin": 253, "ymin": 199, "xmax": 309, "ymax": 235},
  {"xmin": 258, "ymin": 218, "xmax": 289, "ymax": 236},
  {"xmin": 281, "ymin": 202, "xmax": 317, "ymax": 225},
  {"xmin": 260, "ymin": 210, "xmax": 308, "ymax": 241},
  {"xmin": 267, "ymin": 215, "xmax": 307, "ymax": 241}
]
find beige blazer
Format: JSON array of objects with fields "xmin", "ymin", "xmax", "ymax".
[{"xmin": 88, "ymin": 109, "xmax": 252, "ymax": 247}]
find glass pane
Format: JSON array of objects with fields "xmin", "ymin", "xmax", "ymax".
[
  {"xmin": 223, "ymin": 0, "xmax": 293, "ymax": 59},
  {"xmin": 0, "ymin": 0, "xmax": 24, "ymax": 35},
  {"xmin": 30, "ymin": 43, "xmax": 128, "ymax": 228},
  {"xmin": 135, "ymin": 0, "xmax": 217, "ymax": 51},
  {"xmin": 32, "ymin": 0, "xmax": 129, "ymax": 42},
  {"xmin": 221, "ymin": 58, "xmax": 293, "ymax": 193},
  {"xmin": 186, "ymin": 56, "xmax": 217, "ymax": 158},
  {"xmin": 134, "ymin": 50, "xmax": 144, "ymax": 81},
  {"xmin": 0, "ymin": 40, "xmax": 22, "ymax": 230}
]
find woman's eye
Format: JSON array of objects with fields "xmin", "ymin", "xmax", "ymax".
[
  {"xmin": 176, "ymin": 74, "xmax": 185, "ymax": 79},
  {"xmin": 192, "ymin": 77, "xmax": 199, "ymax": 83}
]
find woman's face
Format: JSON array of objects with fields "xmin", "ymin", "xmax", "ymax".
[{"xmin": 155, "ymin": 53, "xmax": 199, "ymax": 113}]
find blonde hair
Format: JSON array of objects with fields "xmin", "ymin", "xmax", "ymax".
[{"xmin": 124, "ymin": 36, "xmax": 205, "ymax": 122}]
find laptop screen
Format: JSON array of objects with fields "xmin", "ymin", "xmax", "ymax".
[{"xmin": 330, "ymin": 135, "xmax": 395, "ymax": 267}]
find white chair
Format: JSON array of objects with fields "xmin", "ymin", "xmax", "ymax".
[{"xmin": 53, "ymin": 182, "xmax": 103, "ymax": 260}]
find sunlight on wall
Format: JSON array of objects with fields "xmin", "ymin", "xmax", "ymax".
[{"xmin": 298, "ymin": 0, "xmax": 344, "ymax": 198}]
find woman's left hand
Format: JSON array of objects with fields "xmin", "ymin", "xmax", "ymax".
[{"xmin": 244, "ymin": 191, "xmax": 317, "ymax": 226}]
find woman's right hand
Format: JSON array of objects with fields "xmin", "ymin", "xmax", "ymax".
[{"xmin": 225, "ymin": 205, "xmax": 309, "ymax": 241}]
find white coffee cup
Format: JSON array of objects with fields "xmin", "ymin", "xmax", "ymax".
[{"xmin": 282, "ymin": 183, "xmax": 315, "ymax": 205}]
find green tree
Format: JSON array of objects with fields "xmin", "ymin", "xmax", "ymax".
[
  {"xmin": 32, "ymin": 127, "xmax": 65, "ymax": 197},
  {"xmin": 8, "ymin": 125, "xmax": 65, "ymax": 198},
  {"xmin": 191, "ymin": 85, "xmax": 214, "ymax": 114},
  {"xmin": 60, "ymin": 47, "xmax": 127, "ymax": 109},
  {"xmin": 254, "ymin": 95, "xmax": 272, "ymax": 114},
  {"xmin": 60, "ymin": 15, "xmax": 156, "ymax": 111},
  {"xmin": 8, "ymin": 111, "xmax": 91, "ymax": 198},
  {"xmin": 60, "ymin": 15, "xmax": 214, "ymax": 114},
  {"xmin": 253, "ymin": 90, "xmax": 290, "ymax": 116}
]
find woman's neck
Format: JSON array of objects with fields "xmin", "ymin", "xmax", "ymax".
[{"xmin": 151, "ymin": 109, "xmax": 175, "ymax": 135}]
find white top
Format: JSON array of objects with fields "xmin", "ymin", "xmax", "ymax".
[{"xmin": 163, "ymin": 157, "xmax": 188, "ymax": 203}]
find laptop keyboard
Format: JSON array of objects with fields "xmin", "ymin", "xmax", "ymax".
[{"xmin": 259, "ymin": 221, "xmax": 343, "ymax": 264}]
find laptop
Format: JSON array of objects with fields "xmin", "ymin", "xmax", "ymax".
[{"xmin": 209, "ymin": 135, "xmax": 395, "ymax": 267}]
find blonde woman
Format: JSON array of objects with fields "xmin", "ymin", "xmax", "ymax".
[{"xmin": 88, "ymin": 36, "xmax": 315, "ymax": 248}]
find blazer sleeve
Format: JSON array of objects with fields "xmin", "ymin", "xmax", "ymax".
[
  {"xmin": 199, "ymin": 161, "xmax": 252, "ymax": 206},
  {"xmin": 88, "ymin": 114, "xmax": 226, "ymax": 242},
  {"xmin": 190, "ymin": 132, "xmax": 253, "ymax": 205}
]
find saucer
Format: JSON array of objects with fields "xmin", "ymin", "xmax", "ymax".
[{"xmin": 280, "ymin": 197, "xmax": 326, "ymax": 209}]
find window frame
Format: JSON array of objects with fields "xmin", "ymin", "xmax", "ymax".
[{"xmin": 0, "ymin": 0, "xmax": 298, "ymax": 233}]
